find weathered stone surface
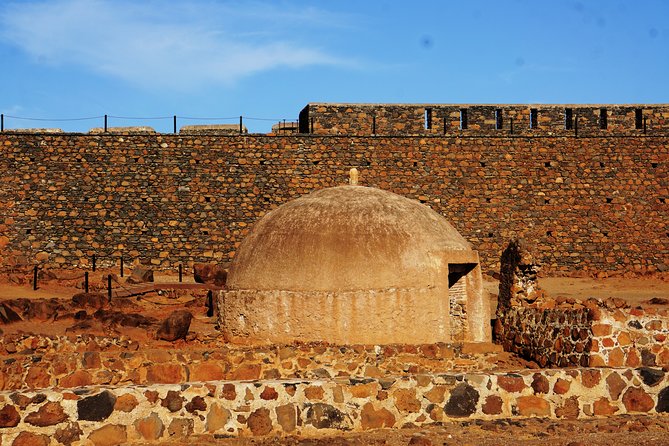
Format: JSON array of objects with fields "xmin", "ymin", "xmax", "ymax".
[
  {"xmin": 657, "ymin": 386, "xmax": 669, "ymax": 413},
  {"xmin": 349, "ymin": 383, "xmax": 377, "ymax": 399},
  {"xmin": 206, "ymin": 403, "xmax": 230, "ymax": 432},
  {"xmin": 161, "ymin": 390, "xmax": 184, "ymax": 412},
  {"xmin": 230, "ymin": 364, "xmax": 261, "ymax": 380},
  {"xmin": 531, "ymin": 373, "xmax": 549, "ymax": 394},
  {"xmin": 71, "ymin": 293, "xmax": 108, "ymax": 310},
  {"xmin": 194, "ymin": 263, "xmax": 227, "ymax": 286},
  {"xmin": 553, "ymin": 378, "xmax": 571, "ymax": 395},
  {"xmin": 423, "ymin": 385, "xmax": 446, "ymax": 403},
  {"xmin": 248, "ymin": 407, "xmax": 273, "ymax": 436},
  {"xmin": 185, "ymin": 396, "xmax": 207, "ymax": 413},
  {"xmin": 517, "ymin": 396, "xmax": 551, "ymax": 416},
  {"xmin": 497, "ymin": 375, "xmax": 526, "ymax": 393},
  {"xmin": 87, "ymin": 424, "xmax": 127, "ymax": 446},
  {"xmin": 156, "ymin": 310, "xmax": 193, "ymax": 341},
  {"xmin": 276, "ymin": 404, "xmax": 297, "ymax": 432},
  {"xmin": 0, "ymin": 405, "xmax": 20, "ymax": 427},
  {"xmin": 114, "ymin": 393, "xmax": 138, "ymax": 412},
  {"xmin": 190, "ymin": 363, "xmax": 225, "ymax": 382},
  {"xmin": 394, "ymin": 388, "xmax": 421, "ymax": 413},
  {"xmin": 580, "ymin": 369, "xmax": 601, "ymax": 388},
  {"xmin": 59, "ymin": 370, "xmax": 93, "ymax": 388},
  {"xmin": 0, "ymin": 303, "xmax": 22, "ymax": 324},
  {"xmin": 408, "ymin": 435, "xmax": 433, "ymax": 446},
  {"xmin": 555, "ymin": 396, "xmax": 580, "ymax": 419},
  {"xmin": 444, "ymin": 383, "xmax": 479, "ymax": 417},
  {"xmin": 304, "ymin": 385, "xmax": 324, "ymax": 400},
  {"xmin": 360, "ymin": 402, "xmax": 395, "ymax": 429},
  {"xmin": 622, "ymin": 387, "xmax": 654, "ymax": 412},
  {"xmin": 482, "ymin": 395, "xmax": 503, "ymax": 415},
  {"xmin": 146, "ymin": 363, "xmax": 184, "ymax": 384},
  {"xmin": 11, "ymin": 432, "xmax": 49, "ymax": 446},
  {"xmin": 168, "ymin": 418, "xmax": 194, "ymax": 438},
  {"xmin": 77, "ymin": 390, "xmax": 116, "ymax": 421},
  {"xmin": 25, "ymin": 401, "xmax": 68, "ymax": 426},
  {"xmin": 593, "ymin": 398, "xmax": 619, "ymax": 416},
  {"xmin": 606, "ymin": 372, "xmax": 627, "ymax": 400},
  {"xmin": 639, "ymin": 367, "xmax": 664, "ymax": 387},
  {"xmin": 54, "ymin": 422, "xmax": 83, "ymax": 446},
  {"xmin": 25, "ymin": 367, "xmax": 50, "ymax": 389},
  {"xmin": 221, "ymin": 383, "xmax": 237, "ymax": 400},
  {"xmin": 260, "ymin": 386, "xmax": 278, "ymax": 400},
  {"xmin": 126, "ymin": 266, "xmax": 153, "ymax": 284},
  {"xmin": 306, "ymin": 403, "xmax": 349, "ymax": 429},
  {"xmin": 135, "ymin": 412, "xmax": 164, "ymax": 440}
]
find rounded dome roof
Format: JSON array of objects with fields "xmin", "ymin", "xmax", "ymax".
[{"xmin": 227, "ymin": 186, "xmax": 472, "ymax": 292}]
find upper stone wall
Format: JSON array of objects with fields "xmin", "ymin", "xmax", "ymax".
[{"xmin": 299, "ymin": 103, "xmax": 669, "ymax": 136}]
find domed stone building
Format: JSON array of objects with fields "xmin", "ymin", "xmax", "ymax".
[{"xmin": 218, "ymin": 185, "xmax": 491, "ymax": 345}]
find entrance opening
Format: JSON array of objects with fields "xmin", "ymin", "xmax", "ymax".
[{"xmin": 448, "ymin": 263, "xmax": 477, "ymax": 341}]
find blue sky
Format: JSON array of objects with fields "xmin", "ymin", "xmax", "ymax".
[{"xmin": 0, "ymin": 0, "xmax": 667, "ymax": 133}]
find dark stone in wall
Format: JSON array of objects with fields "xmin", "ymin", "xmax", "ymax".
[
  {"xmin": 305, "ymin": 403, "xmax": 349, "ymax": 429},
  {"xmin": 639, "ymin": 368, "xmax": 665, "ymax": 387},
  {"xmin": 657, "ymin": 387, "xmax": 669, "ymax": 413},
  {"xmin": 443, "ymin": 383, "xmax": 479, "ymax": 417},
  {"xmin": 77, "ymin": 390, "xmax": 116, "ymax": 421}
]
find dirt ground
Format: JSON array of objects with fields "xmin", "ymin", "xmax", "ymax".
[{"xmin": 161, "ymin": 415, "xmax": 669, "ymax": 446}]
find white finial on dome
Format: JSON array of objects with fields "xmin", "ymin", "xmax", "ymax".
[{"xmin": 349, "ymin": 167, "xmax": 359, "ymax": 185}]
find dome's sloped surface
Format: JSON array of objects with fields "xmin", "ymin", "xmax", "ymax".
[{"xmin": 227, "ymin": 186, "xmax": 472, "ymax": 292}]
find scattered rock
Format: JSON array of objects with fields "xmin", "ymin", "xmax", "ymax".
[
  {"xmin": 647, "ymin": 297, "xmax": 668, "ymax": 305},
  {"xmin": 408, "ymin": 435, "xmax": 433, "ymax": 446},
  {"xmin": 156, "ymin": 310, "xmax": 193, "ymax": 341},
  {"xmin": 193, "ymin": 263, "xmax": 227, "ymax": 286},
  {"xmin": 71, "ymin": 293, "xmax": 108, "ymax": 310},
  {"xmin": 126, "ymin": 266, "xmax": 153, "ymax": 284},
  {"xmin": 0, "ymin": 303, "xmax": 22, "ymax": 324}
]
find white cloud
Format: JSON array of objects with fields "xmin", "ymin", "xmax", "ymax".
[{"xmin": 0, "ymin": 0, "xmax": 350, "ymax": 90}]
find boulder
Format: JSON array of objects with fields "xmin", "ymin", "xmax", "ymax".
[
  {"xmin": 0, "ymin": 303, "xmax": 22, "ymax": 324},
  {"xmin": 193, "ymin": 263, "xmax": 227, "ymax": 286},
  {"xmin": 126, "ymin": 266, "xmax": 153, "ymax": 284},
  {"xmin": 72, "ymin": 293, "xmax": 108, "ymax": 310},
  {"xmin": 156, "ymin": 310, "xmax": 193, "ymax": 341}
]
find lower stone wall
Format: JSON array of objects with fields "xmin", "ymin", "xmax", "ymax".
[
  {"xmin": 0, "ymin": 334, "xmax": 507, "ymax": 392},
  {"xmin": 590, "ymin": 304, "xmax": 669, "ymax": 368},
  {"xmin": 494, "ymin": 307, "xmax": 592, "ymax": 367},
  {"xmin": 494, "ymin": 299, "xmax": 669, "ymax": 369},
  {"xmin": 1, "ymin": 368, "xmax": 667, "ymax": 444}
]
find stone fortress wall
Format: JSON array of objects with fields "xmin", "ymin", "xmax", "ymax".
[{"xmin": 1, "ymin": 105, "xmax": 667, "ymax": 274}]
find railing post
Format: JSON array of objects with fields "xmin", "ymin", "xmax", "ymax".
[
  {"xmin": 33, "ymin": 265, "xmax": 38, "ymax": 291},
  {"xmin": 1, "ymin": 114, "xmax": 4, "ymax": 132},
  {"xmin": 104, "ymin": 115, "xmax": 108, "ymax": 133},
  {"xmin": 120, "ymin": 256, "xmax": 124, "ymax": 278},
  {"xmin": 173, "ymin": 115, "xmax": 177, "ymax": 134},
  {"xmin": 84, "ymin": 271, "xmax": 89, "ymax": 293},
  {"xmin": 239, "ymin": 116, "xmax": 243, "ymax": 134},
  {"xmin": 107, "ymin": 274, "xmax": 112, "ymax": 302},
  {"xmin": 178, "ymin": 263, "xmax": 183, "ymax": 283},
  {"xmin": 372, "ymin": 115, "xmax": 376, "ymax": 135},
  {"xmin": 574, "ymin": 113, "xmax": 578, "ymax": 138}
]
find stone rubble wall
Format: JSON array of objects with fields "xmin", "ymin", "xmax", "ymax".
[
  {"xmin": 494, "ymin": 303, "xmax": 669, "ymax": 369},
  {"xmin": 494, "ymin": 307, "xmax": 592, "ymax": 368},
  {"xmin": 589, "ymin": 306, "xmax": 669, "ymax": 368},
  {"xmin": 0, "ymin": 334, "xmax": 508, "ymax": 392},
  {"xmin": 301, "ymin": 103, "xmax": 669, "ymax": 136},
  {"xmin": 0, "ymin": 368, "xmax": 667, "ymax": 444},
  {"xmin": 0, "ymin": 132, "xmax": 667, "ymax": 274}
]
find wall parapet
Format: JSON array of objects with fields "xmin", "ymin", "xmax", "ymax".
[
  {"xmin": 0, "ymin": 367, "xmax": 667, "ymax": 443},
  {"xmin": 300, "ymin": 103, "xmax": 669, "ymax": 136}
]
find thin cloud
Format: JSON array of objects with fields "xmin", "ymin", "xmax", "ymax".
[{"xmin": 0, "ymin": 0, "xmax": 351, "ymax": 90}]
